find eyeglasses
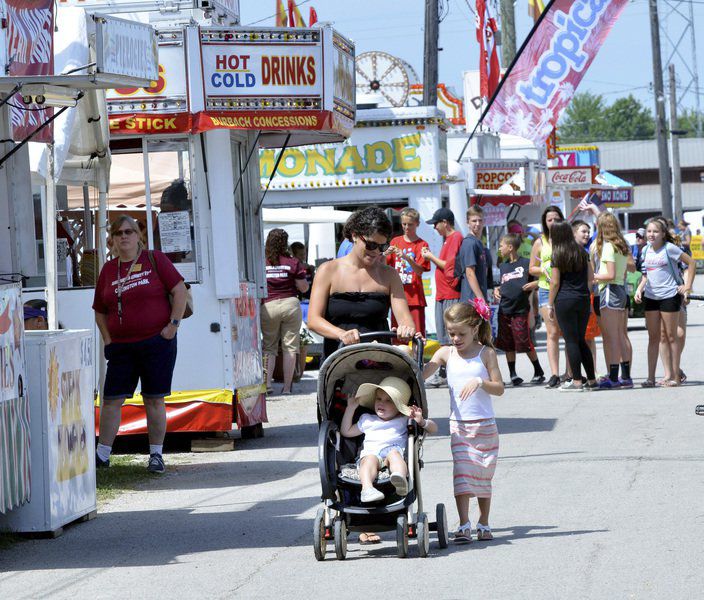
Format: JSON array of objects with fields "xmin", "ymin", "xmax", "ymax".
[
  {"xmin": 114, "ymin": 229, "xmax": 137, "ymax": 237},
  {"xmin": 358, "ymin": 235, "xmax": 390, "ymax": 253}
]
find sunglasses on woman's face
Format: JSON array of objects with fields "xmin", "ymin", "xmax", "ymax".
[
  {"xmin": 114, "ymin": 229, "xmax": 137, "ymax": 237},
  {"xmin": 358, "ymin": 235, "xmax": 390, "ymax": 253}
]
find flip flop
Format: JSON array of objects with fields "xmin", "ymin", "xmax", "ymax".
[
  {"xmin": 641, "ymin": 380, "xmax": 656, "ymax": 388},
  {"xmin": 358, "ymin": 532, "xmax": 382, "ymax": 545}
]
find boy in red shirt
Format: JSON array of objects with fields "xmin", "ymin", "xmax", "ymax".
[
  {"xmin": 386, "ymin": 207, "xmax": 430, "ymax": 336},
  {"xmin": 421, "ymin": 207, "xmax": 463, "ymax": 387}
]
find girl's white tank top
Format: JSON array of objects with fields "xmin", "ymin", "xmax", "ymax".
[{"xmin": 446, "ymin": 346, "xmax": 495, "ymax": 421}]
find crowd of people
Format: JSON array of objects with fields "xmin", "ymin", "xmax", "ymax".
[{"xmin": 261, "ymin": 203, "xmax": 697, "ymax": 393}]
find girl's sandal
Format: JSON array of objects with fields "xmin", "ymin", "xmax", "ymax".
[
  {"xmin": 476, "ymin": 523, "xmax": 493, "ymax": 541},
  {"xmin": 661, "ymin": 379, "xmax": 679, "ymax": 387},
  {"xmin": 641, "ymin": 380, "xmax": 656, "ymax": 388}
]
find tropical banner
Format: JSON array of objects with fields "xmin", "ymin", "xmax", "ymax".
[
  {"xmin": 481, "ymin": 0, "xmax": 629, "ymax": 145},
  {"xmin": 0, "ymin": 283, "xmax": 30, "ymax": 514}
]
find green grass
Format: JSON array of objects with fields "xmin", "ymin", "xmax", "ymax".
[{"xmin": 96, "ymin": 454, "xmax": 154, "ymax": 503}]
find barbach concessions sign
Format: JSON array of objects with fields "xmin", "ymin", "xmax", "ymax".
[
  {"xmin": 481, "ymin": 0, "xmax": 629, "ymax": 144},
  {"xmin": 107, "ymin": 25, "xmax": 355, "ymax": 140}
]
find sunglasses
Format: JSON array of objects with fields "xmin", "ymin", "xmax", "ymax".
[
  {"xmin": 358, "ymin": 235, "xmax": 390, "ymax": 253},
  {"xmin": 114, "ymin": 229, "xmax": 137, "ymax": 237}
]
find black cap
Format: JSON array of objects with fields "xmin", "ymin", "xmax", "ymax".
[{"xmin": 426, "ymin": 207, "xmax": 455, "ymax": 226}]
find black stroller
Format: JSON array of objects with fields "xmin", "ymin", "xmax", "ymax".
[{"xmin": 313, "ymin": 332, "xmax": 448, "ymax": 560}]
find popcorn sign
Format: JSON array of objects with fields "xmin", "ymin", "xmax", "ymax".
[{"xmin": 483, "ymin": 0, "xmax": 628, "ymax": 145}]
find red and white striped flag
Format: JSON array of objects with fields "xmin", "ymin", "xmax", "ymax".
[{"xmin": 476, "ymin": 0, "xmax": 500, "ymax": 99}]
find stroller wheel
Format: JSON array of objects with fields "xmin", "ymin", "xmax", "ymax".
[
  {"xmin": 313, "ymin": 508, "xmax": 327, "ymax": 561},
  {"xmin": 436, "ymin": 503, "xmax": 449, "ymax": 549},
  {"xmin": 334, "ymin": 518, "xmax": 347, "ymax": 560},
  {"xmin": 396, "ymin": 514, "xmax": 409, "ymax": 558},
  {"xmin": 416, "ymin": 512, "xmax": 430, "ymax": 558}
]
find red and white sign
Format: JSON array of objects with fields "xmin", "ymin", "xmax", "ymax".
[
  {"xmin": 548, "ymin": 166, "xmax": 595, "ymax": 187},
  {"xmin": 107, "ymin": 24, "xmax": 355, "ymax": 142},
  {"xmin": 473, "ymin": 160, "xmax": 527, "ymax": 192},
  {"xmin": 482, "ymin": 0, "xmax": 628, "ymax": 144},
  {"xmin": 483, "ymin": 203, "xmax": 507, "ymax": 226}
]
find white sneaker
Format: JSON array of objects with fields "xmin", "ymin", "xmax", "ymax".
[
  {"xmin": 360, "ymin": 488, "xmax": 385, "ymax": 503},
  {"xmin": 390, "ymin": 472, "xmax": 408, "ymax": 496},
  {"xmin": 426, "ymin": 372, "xmax": 447, "ymax": 388}
]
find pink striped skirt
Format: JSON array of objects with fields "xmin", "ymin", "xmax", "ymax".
[{"xmin": 450, "ymin": 418, "xmax": 499, "ymax": 498}]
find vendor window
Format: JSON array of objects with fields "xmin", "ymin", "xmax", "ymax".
[{"xmin": 24, "ymin": 137, "xmax": 200, "ymax": 289}]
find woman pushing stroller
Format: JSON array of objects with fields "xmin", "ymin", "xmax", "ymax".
[{"xmin": 341, "ymin": 377, "xmax": 437, "ymax": 503}]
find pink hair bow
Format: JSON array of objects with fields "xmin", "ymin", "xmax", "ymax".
[{"xmin": 471, "ymin": 298, "xmax": 491, "ymax": 322}]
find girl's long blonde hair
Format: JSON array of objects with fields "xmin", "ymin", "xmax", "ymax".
[
  {"xmin": 594, "ymin": 212, "xmax": 629, "ymax": 257},
  {"xmin": 444, "ymin": 302, "xmax": 493, "ymax": 348}
]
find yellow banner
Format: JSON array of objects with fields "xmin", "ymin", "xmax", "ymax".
[
  {"xmin": 692, "ymin": 235, "xmax": 704, "ymax": 260},
  {"xmin": 95, "ymin": 389, "xmax": 234, "ymax": 407}
]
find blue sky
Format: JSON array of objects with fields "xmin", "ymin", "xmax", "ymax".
[{"xmin": 241, "ymin": 0, "xmax": 704, "ymax": 114}]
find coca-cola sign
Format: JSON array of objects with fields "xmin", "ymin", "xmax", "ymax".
[{"xmin": 548, "ymin": 166, "xmax": 595, "ymax": 187}]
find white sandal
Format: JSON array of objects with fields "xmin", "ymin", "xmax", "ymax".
[
  {"xmin": 476, "ymin": 523, "xmax": 493, "ymax": 541},
  {"xmin": 452, "ymin": 522, "xmax": 472, "ymax": 544}
]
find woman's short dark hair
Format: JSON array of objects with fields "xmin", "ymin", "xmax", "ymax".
[
  {"xmin": 343, "ymin": 207, "xmax": 392, "ymax": 242},
  {"xmin": 551, "ymin": 221, "xmax": 587, "ymax": 273},
  {"xmin": 265, "ymin": 228, "xmax": 290, "ymax": 266},
  {"xmin": 541, "ymin": 206, "xmax": 564, "ymax": 235}
]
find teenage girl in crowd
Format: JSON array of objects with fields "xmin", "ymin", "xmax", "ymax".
[
  {"xmin": 547, "ymin": 222, "xmax": 597, "ymax": 392},
  {"xmin": 592, "ymin": 213, "xmax": 634, "ymax": 389},
  {"xmin": 424, "ymin": 300, "xmax": 504, "ymax": 544},
  {"xmin": 529, "ymin": 206, "xmax": 565, "ymax": 388},
  {"xmin": 656, "ymin": 218, "xmax": 688, "ymax": 385},
  {"xmin": 572, "ymin": 220, "xmax": 600, "ymax": 368},
  {"xmin": 635, "ymin": 218, "xmax": 696, "ymax": 387}
]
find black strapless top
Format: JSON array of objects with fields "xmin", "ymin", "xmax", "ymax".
[{"xmin": 323, "ymin": 292, "xmax": 391, "ymax": 358}]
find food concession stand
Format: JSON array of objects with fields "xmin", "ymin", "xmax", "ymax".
[{"xmin": 4, "ymin": 1, "xmax": 356, "ymax": 439}]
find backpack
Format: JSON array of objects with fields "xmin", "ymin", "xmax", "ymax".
[{"xmin": 148, "ymin": 250, "xmax": 194, "ymax": 318}]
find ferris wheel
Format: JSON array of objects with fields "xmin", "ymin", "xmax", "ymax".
[{"xmin": 355, "ymin": 51, "xmax": 418, "ymax": 108}]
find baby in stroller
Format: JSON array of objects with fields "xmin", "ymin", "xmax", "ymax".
[{"xmin": 341, "ymin": 376, "xmax": 437, "ymax": 503}]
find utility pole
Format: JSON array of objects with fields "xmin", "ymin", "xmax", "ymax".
[
  {"xmin": 649, "ymin": 0, "xmax": 672, "ymax": 220},
  {"xmin": 423, "ymin": 0, "xmax": 439, "ymax": 106},
  {"xmin": 500, "ymin": 0, "xmax": 516, "ymax": 65},
  {"xmin": 669, "ymin": 63, "xmax": 683, "ymax": 221}
]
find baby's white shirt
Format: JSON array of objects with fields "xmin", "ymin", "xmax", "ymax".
[{"xmin": 357, "ymin": 413, "xmax": 408, "ymax": 457}]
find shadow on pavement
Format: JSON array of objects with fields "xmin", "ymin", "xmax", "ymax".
[{"xmin": 0, "ymin": 496, "xmax": 320, "ymax": 570}]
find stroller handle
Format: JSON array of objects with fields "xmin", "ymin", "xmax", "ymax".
[{"xmin": 356, "ymin": 331, "xmax": 425, "ymax": 370}]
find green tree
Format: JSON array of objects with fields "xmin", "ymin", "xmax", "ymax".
[
  {"xmin": 558, "ymin": 92, "xmax": 607, "ymax": 143},
  {"xmin": 677, "ymin": 108, "xmax": 704, "ymax": 137},
  {"xmin": 602, "ymin": 95, "xmax": 654, "ymax": 141},
  {"xmin": 558, "ymin": 93, "xmax": 655, "ymax": 143}
]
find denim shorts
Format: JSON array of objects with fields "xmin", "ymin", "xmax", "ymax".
[
  {"xmin": 538, "ymin": 288, "xmax": 550, "ymax": 308},
  {"xmin": 358, "ymin": 444, "xmax": 405, "ymax": 469},
  {"xmin": 103, "ymin": 333, "xmax": 177, "ymax": 400}
]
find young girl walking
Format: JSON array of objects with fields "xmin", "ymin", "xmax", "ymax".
[{"xmin": 424, "ymin": 299, "xmax": 505, "ymax": 543}]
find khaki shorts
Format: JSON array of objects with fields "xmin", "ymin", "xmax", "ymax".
[{"xmin": 261, "ymin": 296, "xmax": 302, "ymax": 354}]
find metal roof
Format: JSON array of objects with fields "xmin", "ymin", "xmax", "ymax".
[{"xmin": 595, "ymin": 138, "xmax": 704, "ymax": 170}]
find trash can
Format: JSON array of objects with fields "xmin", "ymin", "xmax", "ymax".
[{"xmin": 0, "ymin": 330, "xmax": 96, "ymax": 536}]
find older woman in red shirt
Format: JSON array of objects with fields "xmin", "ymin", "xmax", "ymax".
[
  {"xmin": 93, "ymin": 215, "xmax": 188, "ymax": 474},
  {"xmin": 262, "ymin": 229, "xmax": 310, "ymax": 395}
]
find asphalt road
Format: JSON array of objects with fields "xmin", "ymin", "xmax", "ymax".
[{"xmin": 1, "ymin": 298, "xmax": 703, "ymax": 599}]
